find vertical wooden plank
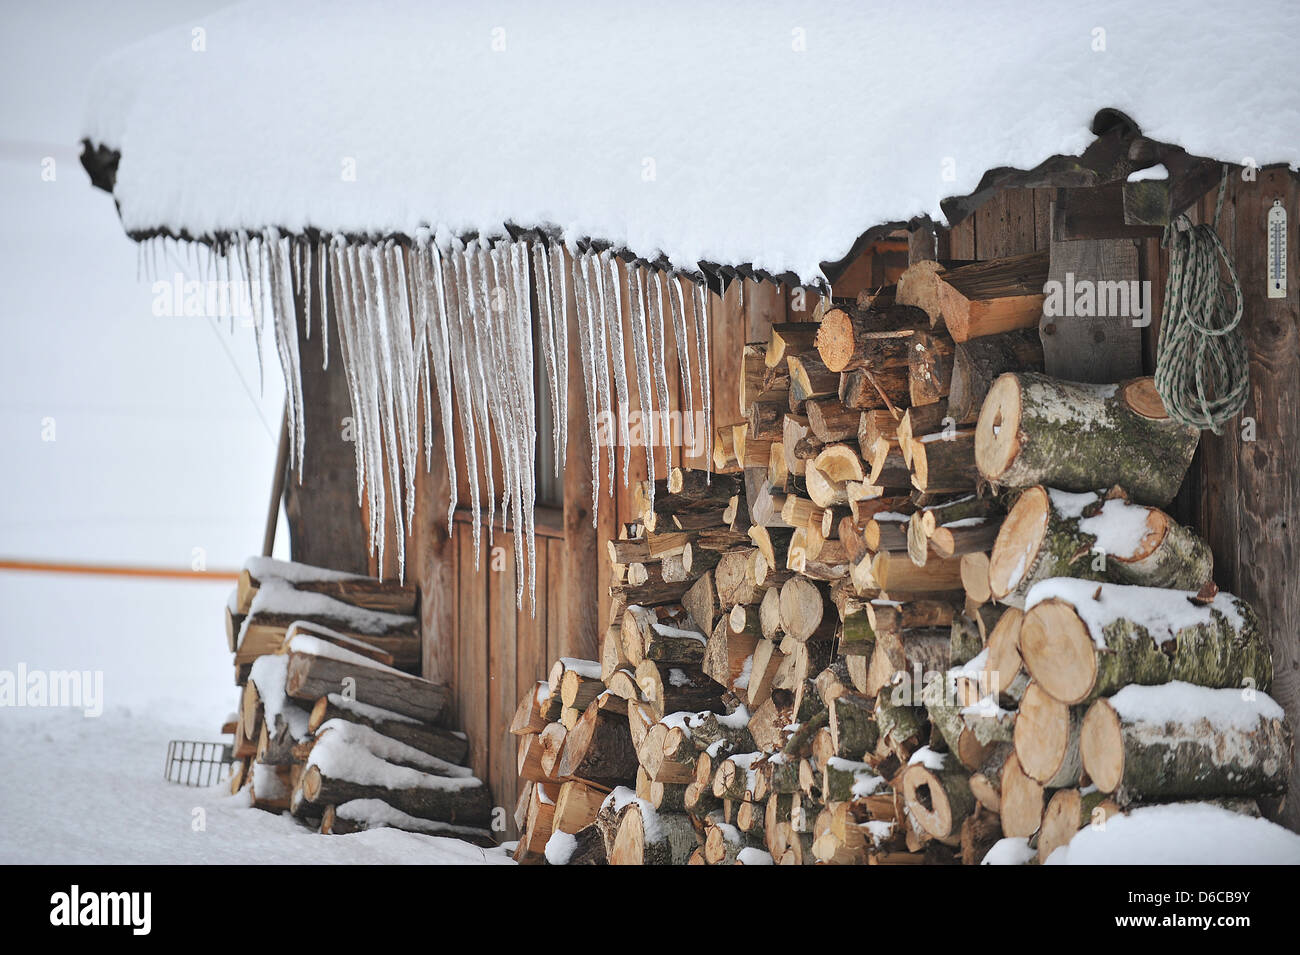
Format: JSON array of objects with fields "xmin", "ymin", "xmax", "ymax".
[
  {"xmin": 974, "ymin": 193, "xmax": 1005, "ymax": 259},
  {"xmin": 617, "ymin": 259, "xmax": 648, "ymax": 532},
  {"xmin": 713, "ymin": 278, "xmax": 746, "ymax": 430},
  {"xmin": 545, "ymin": 538, "xmax": 564, "ymax": 672},
  {"xmin": 488, "ymin": 532, "xmax": 518, "ymax": 838},
  {"xmin": 949, "ymin": 214, "xmax": 977, "ymax": 260},
  {"xmin": 1033, "ymin": 189, "xmax": 1054, "ymax": 251},
  {"xmin": 1224, "ymin": 168, "xmax": 1300, "ymax": 830},
  {"xmin": 560, "ymin": 250, "xmax": 602, "ymax": 658},
  {"xmin": 786, "ymin": 282, "xmax": 817, "ymax": 322},
  {"xmin": 681, "ymin": 281, "xmax": 714, "ymax": 471},
  {"xmin": 414, "ymin": 401, "xmax": 458, "ymax": 687},
  {"xmin": 457, "ymin": 525, "xmax": 489, "ymax": 791},
  {"xmin": 745, "ymin": 277, "xmax": 784, "ymax": 343},
  {"xmin": 285, "ymin": 276, "xmax": 370, "ymax": 573},
  {"xmin": 518, "ymin": 541, "xmax": 548, "ymax": 691}
]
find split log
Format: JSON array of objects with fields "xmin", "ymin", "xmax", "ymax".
[
  {"xmin": 947, "ymin": 328, "xmax": 1044, "ymax": 424},
  {"xmin": 1080, "ymin": 684, "xmax": 1292, "ymax": 804},
  {"xmin": 909, "ymin": 429, "xmax": 978, "ymax": 494},
  {"xmin": 975, "ymin": 374, "xmax": 1198, "ymax": 507},
  {"xmin": 556, "ymin": 702, "xmax": 640, "ymax": 788},
  {"xmin": 238, "ymin": 558, "xmax": 417, "ymax": 615},
  {"xmin": 1019, "ymin": 579, "xmax": 1271, "ymax": 705},
  {"xmin": 908, "ymin": 329, "xmax": 955, "ymax": 406},
  {"xmin": 932, "ymin": 251, "xmax": 1049, "ymax": 342},
  {"xmin": 634, "ymin": 660, "xmax": 724, "ymax": 720}
]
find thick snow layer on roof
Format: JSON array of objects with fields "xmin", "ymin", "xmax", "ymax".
[{"xmin": 83, "ymin": 0, "xmax": 1300, "ymax": 283}]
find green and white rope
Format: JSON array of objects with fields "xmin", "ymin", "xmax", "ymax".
[{"xmin": 1153, "ymin": 167, "xmax": 1249, "ymax": 433}]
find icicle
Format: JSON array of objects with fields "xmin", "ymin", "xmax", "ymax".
[
  {"xmin": 461, "ymin": 243, "xmax": 498, "ymax": 554},
  {"xmin": 485, "ymin": 243, "xmax": 515, "ymax": 536},
  {"xmin": 647, "ymin": 267, "xmax": 672, "ymax": 474},
  {"xmin": 591, "ymin": 252, "xmax": 621, "ymax": 486},
  {"xmin": 328, "ymin": 239, "xmax": 366, "ymax": 517},
  {"xmin": 626, "ymin": 263, "xmax": 655, "ymax": 509},
  {"xmin": 547, "ymin": 241, "xmax": 569, "ymax": 471},
  {"xmin": 692, "ymin": 279, "xmax": 712, "ymax": 483},
  {"xmin": 264, "ymin": 228, "xmax": 305, "ymax": 477},
  {"xmin": 669, "ymin": 273, "xmax": 696, "ymax": 460},
  {"xmin": 507, "ymin": 240, "xmax": 537, "ymax": 610},
  {"xmin": 425, "ymin": 240, "xmax": 459, "ymax": 529},
  {"xmin": 444, "ymin": 241, "xmax": 484, "ymax": 565},
  {"xmin": 532, "ymin": 241, "xmax": 561, "ymax": 473},
  {"xmin": 586, "ymin": 252, "xmax": 616, "ymax": 490},
  {"xmin": 571, "ymin": 249, "xmax": 601, "ymax": 520}
]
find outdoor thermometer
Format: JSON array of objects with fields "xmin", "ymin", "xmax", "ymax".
[{"xmin": 1267, "ymin": 199, "xmax": 1287, "ymax": 298}]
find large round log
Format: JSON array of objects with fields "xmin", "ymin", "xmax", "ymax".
[
  {"xmin": 556, "ymin": 703, "xmax": 639, "ymax": 788},
  {"xmin": 988, "ymin": 486, "xmax": 1212, "ymax": 607},
  {"xmin": 998, "ymin": 752, "xmax": 1044, "ymax": 838},
  {"xmin": 975, "ymin": 374, "xmax": 1198, "ymax": 506},
  {"xmin": 1080, "ymin": 683, "xmax": 1292, "ymax": 804},
  {"xmin": 1019, "ymin": 579, "xmax": 1272, "ymax": 705},
  {"xmin": 813, "ymin": 304, "xmax": 927, "ymax": 373}
]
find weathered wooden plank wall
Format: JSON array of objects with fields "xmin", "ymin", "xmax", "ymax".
[
  {"xmin": 401, "ymin": 245, "xmax": 908, "ymax": 835},
  {"xmin": 1156, "ymin": 168, "xmax": 1300, "ymax": 831}
]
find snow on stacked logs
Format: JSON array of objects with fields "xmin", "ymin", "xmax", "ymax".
[
  {"xmin": 514, "ymin": 254, "xmax": 1292, "ymax": 864},
  {"xmin": 223, "ymin": 557, "xmax": 491, "ymax": 844}
]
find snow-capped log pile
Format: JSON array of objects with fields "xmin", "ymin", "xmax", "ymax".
[
  {"xmin": 511, "ymin": 255, "xmax": 1294, "ymax": 865},
  {"xmin": 225, "ymin": 557, "xmax": 492, "ymax": 843}
]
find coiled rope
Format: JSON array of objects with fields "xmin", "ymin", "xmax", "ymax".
[{"xmin": 1153, "ymin": 167, "xmax": 1249, "ymax": 433}]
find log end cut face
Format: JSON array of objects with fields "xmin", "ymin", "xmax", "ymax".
[
  {"xmin": 1079, "ymin": 699, "xmax": 1124, "ymax": 794},
  {"xmin": 989, "ymin": 485, "xmax": 1048, "ymax": 599},
  {"xmin": 1020, "ymin": 598, "xmax": 1096, "ymax": 705},
  {"xmin": 1120, "ymin": 378, "xmax": 1171, "ymax": 421},
  {"xmin": 903, "ymin": 763, "xmax": 955, "ymax": 838},
  {"xmin": 814, "ymin": 309, "xmax": 855, "ymax": 373},
  {"xmin": 1014, "ymin": 681, "xmax": 1071, "ymax": 784},
  {"xmin": 974, "ymin": 373, "xmax": 1022, "ymax": 483}
]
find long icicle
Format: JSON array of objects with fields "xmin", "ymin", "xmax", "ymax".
[
  {"xmin": 647, "ymin": 267, "xmax": 672, "ymax": 474},
  {"xmin": 692, "ymin": 278, "xmax": 712, "ymax": 484},
  {"xmin": 445, "ymin": 241, "xmax": 484, "ymax": 564},
  {"xmin": 571, "ymin": 248, "xmax": 601, "ymax": 521},
  {"xmin": 585, "ymin": 251, "xmax": 615, "ymax": 491},
  {"xmin": 548, "ymin": 240, "xmax": 569, "ymax": 471},
  {"xmin": 669, "ymin": 272, "xmax": 696, "ymax": 462},
  {"xmin": 626, "ymin": 262, "xmax": 655, "ymax": 509},
  {"xmin": 427, "ymin": 238, "xmax": 459, "ymax": 529},
  {"xmin": 532, "ymin": 241, "xmax": 561, "ymax": 473}
]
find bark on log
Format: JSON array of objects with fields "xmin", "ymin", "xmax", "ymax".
[
  {"xmin": 297, "ymin": 762, "xmax": 491, "ymax": 827},
  {"xmin": 310, "ymin": 697, "xmax": 467, "ymax": 764},
  {"xmin": 285, "ymin": 648, "xmax": 448, "ymax": 723},
  {"xmin": 1019, "ymin": 580, "xmax": 1271, "ymax": 705},
  {"xmin": 1080, "ymin": 686, "xmax": 1292, "ymax": 804},
  {"xmin": 975, "ymin": 374, "xmax": 1199, "ymax": 507},
  {"xmin": 903, "ymin": 757, "xmax": 974, "ymax": 839},
  {"xmin": 988, "ymin": 485, "xmax": 1213, "ymax": 607},
  {"xmin": 556, "ymin": 703, "xmax": 640, "ymax": 788}
]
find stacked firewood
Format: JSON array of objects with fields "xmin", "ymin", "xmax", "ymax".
[
  {"xmin": 514, "ymin": 252, "xmax": 1291, "ymax": 865},
  {"xmin": 224, "ymin": 557, "xmax": 493, "ymax": 843}
]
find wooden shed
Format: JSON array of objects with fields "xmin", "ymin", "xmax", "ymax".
[{"xmin": 81, "ymin": 3, "xmax": 1299, "ymax": 862}]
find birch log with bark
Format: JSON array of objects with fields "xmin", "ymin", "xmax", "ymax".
[
  {"xmin": 975, "ymin": 374, "xmax": 1198, "ymax": 507},
  {"xmin": 1019, "ymin": 579, "xmax": 1271, "ymax": 705}
]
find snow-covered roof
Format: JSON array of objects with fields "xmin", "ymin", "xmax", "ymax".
[{"xmin": 83, "ymin": 0, "xmax": 1300, "ymax": 285}]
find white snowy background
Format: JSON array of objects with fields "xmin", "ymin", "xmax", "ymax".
[{"xmin": 0, "ymin": 0, "xmax": 508, "ymax": 864}]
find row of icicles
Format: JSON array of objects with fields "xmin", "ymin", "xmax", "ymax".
[{"xmin": 137, "ymin": 229, "xmax": 730, "ymax": 613}]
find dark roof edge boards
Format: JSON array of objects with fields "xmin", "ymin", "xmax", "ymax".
[{"xmin": 79, "ymin": 109, "xmax": 1239, "ymax": 291}]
